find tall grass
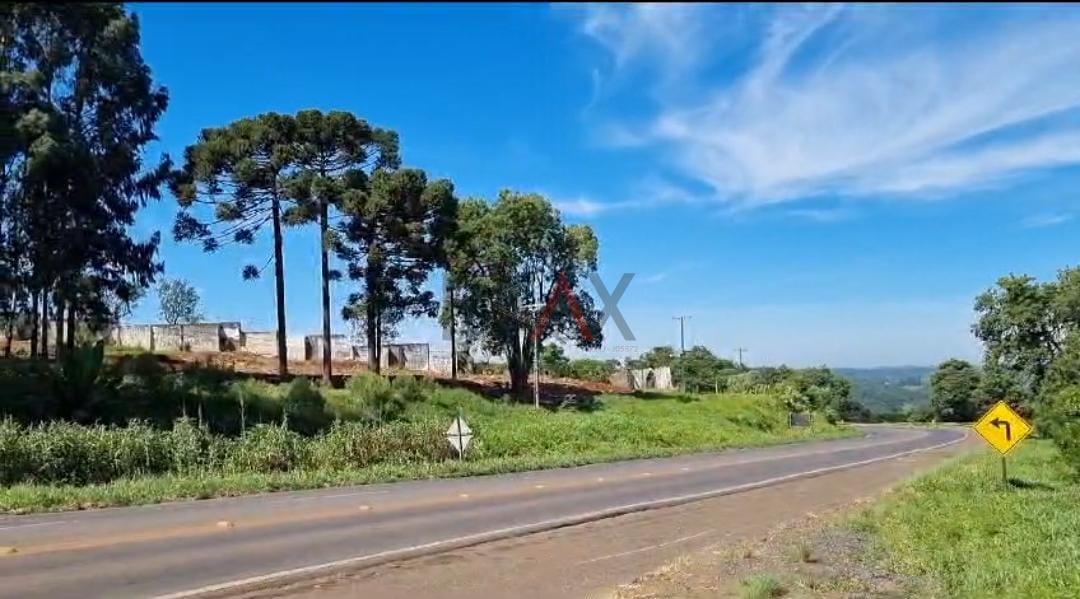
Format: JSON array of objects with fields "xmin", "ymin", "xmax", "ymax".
[
  {"xmin": 0, "ymin": 417, "xmax": 451, "ymax": 485},
  {"xmin": 0, "ymin": 364, "xmax": 853, "ymax": 513},
  {"xmin": 858, "ymin": 441, "xmax": 1080, "ymax": 598}
]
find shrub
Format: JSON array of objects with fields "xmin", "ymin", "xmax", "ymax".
[
  {"xmin": 567, "ymin": 359, "xmax": 616, "ymax": 383},
  {"xmin": 309, "ymin": 420, "xmax": 451, "ymax": 469},
  {"xmin": 226, "ymin": 423, "xmax": 308, "ymax": 473},
  {"xmin": 229, "ymin": 379, "xmax": 282, "ymax": 431},
  {"xmin": 0, "ymin": 418, "xmax": 33, "ymax": 485},
  {"xmin": 1042, "ymin": 385, "xmax": 1080, "ymax": 477},
  {"xmin": 347, "ymin": 373, "xmax": 410, "ymax": 423},
  {"xmin": 52, "ymin": 341, "xmax": 115, "ymax": 422},
  {"xmin": 282, "ymin": 378, "xmax": 330, "ymax": 435}
]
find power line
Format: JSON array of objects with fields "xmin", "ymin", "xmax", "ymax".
[{"xmin": 735, "ymin": 347, "xmax": 748, "ymax": 369}]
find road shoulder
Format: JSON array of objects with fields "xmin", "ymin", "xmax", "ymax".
[{"xmin": 256, "ymin": 432, "xmax": 976, "ymax": 599}]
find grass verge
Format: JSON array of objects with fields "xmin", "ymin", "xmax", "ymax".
[
  {"xmin": 856, "ymin": 440, "xmax": 1080, "ymax": 598},
  {"xmin": 0, "ymin": 392, "xmax": 854, "ymax": 514}
]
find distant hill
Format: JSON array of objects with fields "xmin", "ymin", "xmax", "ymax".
[{"xmin": 835, "ymin": 366, "xmax": 933, "ymax": 415}]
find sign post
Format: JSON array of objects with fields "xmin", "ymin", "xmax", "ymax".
[
  {"xmin": 446, "ymin": 410, "xmax": 472, "ymax": 460},
  {"xmin": 973, "ymin": 401, "xmax": 1032, "ymax": 486}
]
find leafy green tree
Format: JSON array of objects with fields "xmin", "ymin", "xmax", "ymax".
[
  {"xmin": 171, "ymin": 113, "xmax": 297, "ymax": 376},
  {"xmin": 642, "ymin": 346, "xmax": 677, "ymax": 368},
  {"xmin": 286, "ymin": 110, "xmax": 400, "ymax": 382},
  {"xmin": 157, "ymin": 279, "xmax": 203, "ymax": 325},
  {"xmin": 672, "ymin": 346, "xmax": 736, "ymax": 391},
  {"xmin": 973, "ymin": 272, "xmax": 1072, "ymax": 402},
  {"xmin": 447, "ymin": 191, "xmax": 602, "ymax": 396},
  {"xmin": 788, "ymin": 367, "xmax": 853, "ymax": 410},
  {"xmin": 540, "ymin": 343, "xmax": 570, "ymax": 377},
  {"xmin": 975, "ymin": 362, "xmax": 1028, "ymax": 414},
  {"xmin": 2, "ymin": 4, "xmax": 168, "ymax": 357},
  {"xmin": 336, "ymin": 168, "xmax": 455, "ymax": 375},
  {"xmin": 930, "ymin": 359, "xmax": 981, "ymax": 422}
]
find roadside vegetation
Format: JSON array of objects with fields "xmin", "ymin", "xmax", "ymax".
[
  {"xmin": 0, "ymin": 354, "xmax": 851, "ymax": 512},
  {"xmin": 854, "ymin": 441, "xmax": 1080, "ymax": 597}
]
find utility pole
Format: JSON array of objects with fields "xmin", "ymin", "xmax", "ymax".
[
  {"xmin": 736, "ymin": 347, "xmax": 748, "ymax": 369},
  {"xmin": 526, "ymin": 301, "xmax": 544, "ymax": 409},
  {"xmin": 449, "ymin": 284, "xmax": 457, "ymax": 380},
  {"xmin": 672, "ymin": 315, "xmax": 691, "ymax": 354}
]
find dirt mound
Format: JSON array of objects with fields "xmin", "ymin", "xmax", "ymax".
[{"xmin": 144, "ymin": 350, "xmax": 631, "ymax": 398}]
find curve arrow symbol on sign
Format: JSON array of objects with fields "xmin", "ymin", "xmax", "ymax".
[{"xmin": 991, "ymin": 417, "xmax": 1012, "ymax": 441}]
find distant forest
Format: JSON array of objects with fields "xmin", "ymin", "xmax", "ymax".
[{"xmin": 835, "ymin": 366, "xmax": 933, "ymax": 416}]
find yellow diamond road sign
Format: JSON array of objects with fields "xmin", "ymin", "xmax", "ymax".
[{"xmin": 974, "ymin": 401, "xmax": 1032, "ymax": 455}]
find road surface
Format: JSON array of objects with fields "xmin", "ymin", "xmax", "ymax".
[{"xmin": 0, "ymin": 426, "xmax": 966, "ymax": 599}]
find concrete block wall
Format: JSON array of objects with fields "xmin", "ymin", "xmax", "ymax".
[
  {"xmin": 220, "ymin": 322, "xmax": 242, "ymax": 351},
  {"xmin": 353, "ymin": 345, "xmax": 390, "ymax": 369},
  {"xmin": 626, "ymin": 366, "xmax": 674, "ymax": 391},
  {"xmin": 385, "ymin": 343, "xmax": 430, "ymax": 371},
  {"xmin": 110, "ymin": 324, "xmax": 154, "ymax": 350},
  {"xmin": 239, "ymin": 331, "xmax": 305, "ymax": 361},
  {"xmin": 241, "ymin": 331, "xmax": 278, "ymax": 357},
  {"xmin": 182, "ymin": 323, "xmax": 223, "ymax": 352},
  {"xmin": 428, "ymin": 349, "xmax": 453, "ymax": 374},
  {"xmin": 306, "ymin": 334, "xmax": 353, "ymax": 362},
  {"xmin": 152, "ymin": 325, "xmax": 185, "ymax": 352}
]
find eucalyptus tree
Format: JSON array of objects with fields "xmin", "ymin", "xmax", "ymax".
[{"xmin": 2, "ymin": 4, "xmax": 169, "ymax": 357}]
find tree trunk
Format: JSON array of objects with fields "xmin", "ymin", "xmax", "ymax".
[
  {"xmin": 449, "ymin": 283, "xmax": 457, "ymax": 380},
  {"xmin": 375, "ymin": 310, "xmax": 382, "ymax": 369},
  {"xmin": 4, "ymin": 294, "xmax": 15, "ymax": 358},
  {"xmin": 271, "ymin": 197, "xmax": 289, "ymax": 377},
  {"xmin": 40, "ymin": 288, "xmax": 49, "ymax": 359},
  {"xmin": 365, "ymin": 288, "xmax": 379, "ymax": 374},
  {"xmin": 319, "ymin": 200, "xmax": 332, "ymax": 385},
  {"xmin": 29, "ymin": 289, "xmax": 38, "ymax": 358},
  {"xmin": 507, "ymin": 336, "xmax": 531, "ymax": 398},
  {"xmin": 54, "ymin": 295, "xmax": 65, "ymax": 359},
  {"xmin": 66, "ymin": 302, "xmax": 75, "ymax": 351},
  {"xmin": 509, "ymin": 360, "xmax": 529, "ymax": 397}
]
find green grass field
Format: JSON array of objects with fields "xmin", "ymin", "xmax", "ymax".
[
  {"xmin": 0, "ymin": 391, "xmax": 853, "ymax": 513},
  {"xmin": 858, "ymin": 440, "xmax": 1080, "ymax": 598}
]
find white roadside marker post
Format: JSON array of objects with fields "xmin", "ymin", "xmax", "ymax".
[{"xmin": 446, "ymin": 409, "xmax": 472, "ymax": 461}]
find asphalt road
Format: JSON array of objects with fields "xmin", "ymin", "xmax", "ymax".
[{"xmin": 0, "ymin": 426, "xmax": 965, "ymax": 599}]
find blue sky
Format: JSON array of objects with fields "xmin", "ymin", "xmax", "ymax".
[{"xmin": 129, "ymin": 3, "xmax": 1080, "ymax": 368}]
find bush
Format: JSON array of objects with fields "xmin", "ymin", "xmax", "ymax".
[
  {"xmin": 226, "ymin": 423, "xmax": 308, "ymax": 473},
  {"xmin": 345, "ymin": 373, "xmax": 432, "ymax": 424},
  {"xmin": 567, "ymin": 358, "xmax": 616, "ymax": 383},
  {"xmin": 282, "ymin": 378, "xmax": 330, "ymax": 435},
  {"xmin": 309, "ymin": 420, "xmax": 451, "ymax": 469},
  {"xmin": 1043, "ymin": 385, "xmax": 1080, "ymax": 477}
]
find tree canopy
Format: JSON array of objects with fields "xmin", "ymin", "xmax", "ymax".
[
  {"xmin": 447, "ymin": 191, "xmax": 602, "ymax": 395},
  {"xmin": 338, "ymin": 168, "xmax": 455, "ymax": 374},
  {"xmin": 929, "ymin": 359, "xmax": 981, "ymax": 422},
  {"xmin": 157, "ymin": 279, "xmax": 203, "ymax": 325},
  {"xmin": 1, "ymin": 4, "xmax": 168, "ymax": 355}
]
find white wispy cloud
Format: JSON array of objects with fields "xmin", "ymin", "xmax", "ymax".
[
  {"xmin": 785, "ymin": 207, "xmax": 854, "ymax": 223},
  {"xmin": 573, "ymin": 5, "xmax": 1080, "ymax": 206},
  {"xmin": 554, "ymin": 197, "xmax": 630, "ymax": 217},
  {"xmin": 1022, "ymin": 213, "xmax": 1074, "ymax": 228},
  {"xmin": 639, "ymin": 272, "xmax": 668, "ymax": 284},
  {"xmin": 553, "ymin": 178, "xmax": 705, "ymax": 217},
  {"xmin": 576, "ymin": 3, "xmax": 707, "ymax": 75}
]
